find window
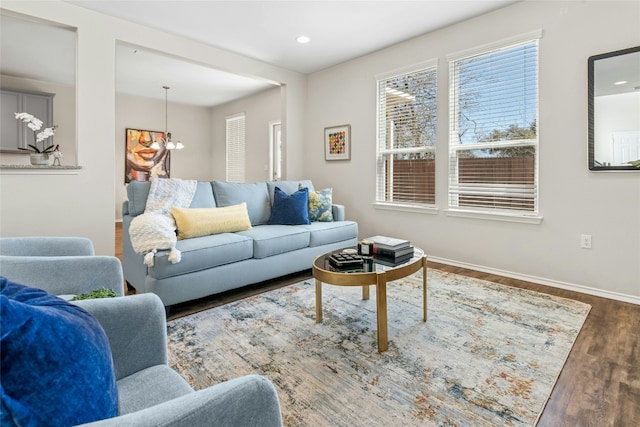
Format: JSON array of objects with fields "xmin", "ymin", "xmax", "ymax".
[
  {"xmin": 448, "ymin": 32, "xmax": 541, "ymax": 217},
  {"xmin": 376, "ymin": 61, "xmax": 438, "ymax": 208},
  {"xmin": 269, "ymin": 121, "xmax": 282, "ymax": 181},
  {"xmin": 226, "ymin": 113, "xmax": 245, "ymax": 182}
]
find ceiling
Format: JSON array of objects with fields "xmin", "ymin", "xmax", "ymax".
[
  {"xmin": 68, "ymin": 0, "xmax": 518, "ymax": 75},
  {"xmin": 114, "ymin": 44, "xmax": 277, "ymax": 107},
  {"xmin": 2, "ymin": 1, "xmax": 521, "ymax": 107}
]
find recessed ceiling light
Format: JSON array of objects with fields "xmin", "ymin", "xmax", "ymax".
[
  {"xmin": 614, "ymin": 80, "xmax": 628, "ymax": 85},
  {"xmin": 296, "ymin": 35, "xmax": 311, "ymax": 44}
]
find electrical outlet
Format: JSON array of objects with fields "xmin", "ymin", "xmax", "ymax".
[{"xmin": 581, "ymin": 234, "xmax": 592, "ymax": 249}]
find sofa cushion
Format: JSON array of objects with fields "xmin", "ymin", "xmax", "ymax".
[
  {"xmin": 189, "ymin": 182, "xmax": 217, "ymax": 208},
  {"xmin": 127, "ymin": 180, "xmax": 152, "ymax": 217},
  {"xmin": 213, "ymin": 181, "xmax": 271, "ymax": 226},
  {"xmin": 237, "ymin": 225, "xmax": 310, "ymax": 259},
  {"xmin": 267, "ymin": 180, "xmax": 314, "ymax": 205},
  {"xmin": 308, "ymin": 188, "xmax": 334, "ymax": 222},
  {"xmin": 127, "ymin": 181, "xmax": 215, "ymax": 217},
  {"xmin": 297, "ymin": 221, "xmax": 359, "ymax": 247},
  {"xmin": 0, "ymin": 278, "xmax": 118, "ymax": 426},
  {"xmin": 148, "ymin": 233, "xmax": 253, "ymax": 280},
  {"xmin": 172, "ymin": 203, "xmax": 252, "ymax": 240},
  {"xmin": 268, "ymin": 187, "xmax": 310, "ymax": 225}
]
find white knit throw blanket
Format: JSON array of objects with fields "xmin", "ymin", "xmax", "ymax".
[{"xmin": 129, "ymin": 178, "xmax": 197, "ymax": 267}]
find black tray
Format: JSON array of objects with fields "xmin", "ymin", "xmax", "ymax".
[{"xmin": 328, "ymin": 253, "xmax": 364, "ymax": 269}]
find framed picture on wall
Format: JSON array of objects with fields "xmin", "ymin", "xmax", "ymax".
[
  {"xmin": 125, "ymin": 128, "xmax": 170, "ymax": 183},
  {"xmin": 324, "ymin": 124, "xmax": 351, "ymax": 161}
]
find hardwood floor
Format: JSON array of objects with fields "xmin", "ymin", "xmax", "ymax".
[
  {"xmin": 430, "ymin": 264, "xmax": 639, "ymax": 427},
  {"xmin": 115, "ymin": 222, "xmax": 639, "ymax": 426}
]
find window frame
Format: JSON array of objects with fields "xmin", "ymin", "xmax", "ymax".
[
  {"xmin": 446, "ymin": 30, "xmax": 543, "ymax": 224},
  {"xmin": 374, "ymin": 59, "xmax": 439, "ymax": 214}
]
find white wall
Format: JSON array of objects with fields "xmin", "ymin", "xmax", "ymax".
[
  {"xmin": 3, "ymin": 1, "xmax": 637, "ymax": 302},
  {"xmin": 0, "ymin": 0, "xmax": 306, "ymax": 255},
  {"xmin": 210, "ymin": 86, "xmax": 282, "ymax": 182},
  {"xmin": 1, "ymin": 3, "xmax": 116, "ymax": 254},
  {"xmin": 114, "ymin": 87, "xmax": 281, "ymax": 219},
  {"xmin": 305, "ymin": 1, "xmax": 640, "ymax": 301},
  {"xmin": 115, "ymin": 94, "xmax": 213, "ymax": 220}
]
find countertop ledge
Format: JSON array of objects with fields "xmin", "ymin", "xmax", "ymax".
[{"xmin": 0, "ymin": 164, "xmax": 83, "ymax": 174}]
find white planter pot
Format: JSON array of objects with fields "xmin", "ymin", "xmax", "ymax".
[{"xmin": 30, "ymin": 153, "xmax": 51, "ymax": 166}]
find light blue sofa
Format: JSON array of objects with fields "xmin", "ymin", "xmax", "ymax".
[{"xmin": 122, "ymin": 179, "xmax": 358, "ymax": 307}]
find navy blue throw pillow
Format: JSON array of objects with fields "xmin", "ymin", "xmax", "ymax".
[
  {"xmin": 0, "ymin": 277, "xmax": 118, "ymax": 426},
  {"xmin": 268, "ymin": 186, "xmax": 310, "ymax": 225}
]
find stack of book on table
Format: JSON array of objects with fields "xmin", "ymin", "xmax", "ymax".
[{"xmin": 365, "ymin": 235, "xmax": 414, "ymax": 265}]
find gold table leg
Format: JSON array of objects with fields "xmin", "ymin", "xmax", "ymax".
[
  {"xmin": 376, "ymin": 274, "xmax": 388, "ymax": 353},
  {"xmin": 312, "ymin": 250, "xmax": 426, "ymax": 353},
  {"xmin": 315, "ymin": 278, "xmax": 322, "ymax": 323},
  {"xmin": 423, "ymin": 256, "xmax": 428, "ymax": 322}
]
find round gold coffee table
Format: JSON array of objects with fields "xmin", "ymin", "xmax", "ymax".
[{"xmin": 312, "ymin": 246, "xmax": 427, "ymax": 353}]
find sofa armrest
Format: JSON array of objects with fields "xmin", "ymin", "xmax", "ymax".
[
  {"xmin": 74, "ymin": 293, "xmax": 168, "ymax": 381},
  {"xmin": 332, "ymin": 204, "xmax": 346, "ymax": 221},
  {"xmin": 0, "ymin": 256, "xmax": 125, "ymax": 297},
  {"xmin": 0, "ymin": 236, "xmax": 95, "ymax": 256},
  {"xmin": 79, "ymin": 375, "xmax": 283, "ymax": 427},
  {"xmin": 121, "ymin": 214, "xmax": 148, "ymax": 292}
]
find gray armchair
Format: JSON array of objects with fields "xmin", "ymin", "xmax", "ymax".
[
  {"xmin": 0, "ymin": 237, "xmax": 124, "ymax": 297},
  {"xmin": 74, "ymin": 293, "xmax": 283, "ymax": 426}
]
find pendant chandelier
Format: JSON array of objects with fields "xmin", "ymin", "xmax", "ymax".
[{"xmin": 151, "ymin": 85, "xmax": 184, "ymax": 150}]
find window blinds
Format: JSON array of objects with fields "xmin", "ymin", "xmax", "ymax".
[
  {"xmin": 376, "ymin": 64, "xmax": 437, "ymax": 205},
  {"xmin": 226, "ymin": 113, "xmax": 245, "ymax": 183},
  {"xmin": 448, "ymin": 38, "xmax": 539, "ymax": 214}
]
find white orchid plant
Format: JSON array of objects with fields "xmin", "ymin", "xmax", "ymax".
[{"xmin": 14, "ymin": 112, "xmax": 58, "ymax": 153}]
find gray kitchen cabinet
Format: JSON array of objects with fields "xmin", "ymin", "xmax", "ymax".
[{"xmin": 1, "ymin": 89, "xmax": 54, "ymax": 153}]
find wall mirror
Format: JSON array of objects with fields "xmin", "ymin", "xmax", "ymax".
[{"xmin": 588, "ymin": 46, "xmax": 640, "ymax": 171}]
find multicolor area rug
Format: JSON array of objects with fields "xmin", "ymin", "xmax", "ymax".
[{"xmin": 167, "ymin": 270, "xmax": 590, "ymax": 426}]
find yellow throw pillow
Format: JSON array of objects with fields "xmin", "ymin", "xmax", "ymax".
[{"xmin": 171, "ymin": 203, "xmax": 252, "ymax": 240}]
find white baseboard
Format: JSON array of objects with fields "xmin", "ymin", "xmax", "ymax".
[{"xmin": 428, "ymin": 256, "xmax": 640, "ymax": 306}]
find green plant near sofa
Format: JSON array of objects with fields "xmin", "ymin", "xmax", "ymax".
[{"xmin": 71, "ymin": 288, "xmax": 118, "ymax": 301}]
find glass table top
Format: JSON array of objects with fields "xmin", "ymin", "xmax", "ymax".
[{"xmin": 313, "ymin": 246, "xmax": 424, "ymax": 275}]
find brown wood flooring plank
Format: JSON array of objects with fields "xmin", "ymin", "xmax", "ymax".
[{"xmin": 115, "ymin": 223, "xmax": 640, "ymax": 426}]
